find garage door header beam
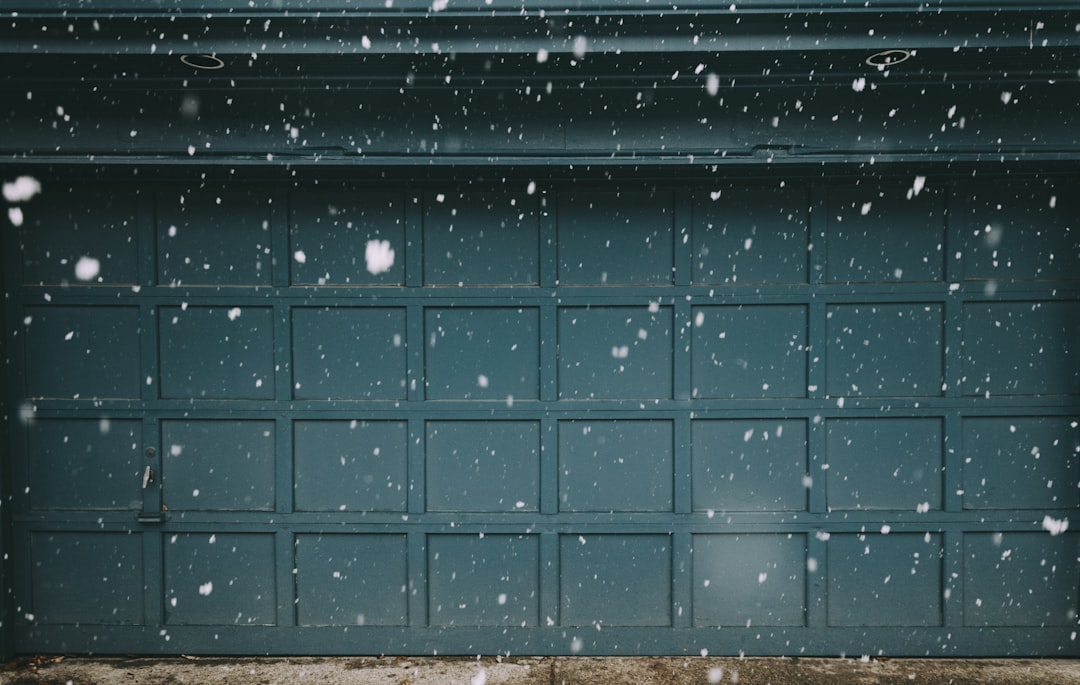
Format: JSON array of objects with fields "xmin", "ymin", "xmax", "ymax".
[
  {"xmin": 2, "ymin": 5, "xmax": 1077, "ymax": 59},
  {"xmin": 2, "ymin": 0, "xmax": 1076, "ymax": 12}
]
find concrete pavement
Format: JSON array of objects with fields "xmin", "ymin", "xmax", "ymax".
[{"xmin": 3, "ymin": 656, "xmax": 1079, "ymax": 685}]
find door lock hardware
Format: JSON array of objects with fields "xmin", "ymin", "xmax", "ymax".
[{"xmin": 142, "ymin": 465, "xmax": 155, "ymax": 489}]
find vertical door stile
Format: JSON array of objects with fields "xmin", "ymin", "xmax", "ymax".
[
  {"xmin": 673, "ymin": 189, "xmax": 693, "ymax": 289},
  {"xmin": 405, "ymin": 192, "xmax": 424, "ymax": 289},
  {"xmin": 538, "ymin": 532, "xmax": 560, "ymax": 631},
  {"xmin": 273, "ymin": 214, "xmax": 294, "ymax": 392},
  {"xmin": 141, "ymin": 418, "xmax": 164, "ymax": 627},
  {"xmin": 539, "ymin": 304, "xmax": 558, "ymax": 405},
  {"xmin": 672, "ymin": 189, "xmax": 693, "ymax": 404},
  {"xmin": 274, "ymin": 413, "xmax": 295, "ymax": 629},
  {"xmin": 407, "ymin": 416, "xmax": 425, "ymax": 516},
  {"xmin": 275, "ymin": 528, "xmax": 295, "ymax": 629},
  {"xmin": 941, "ymin": 184, "xmax": 966, "ymax": 517},
  {"xmin": 138, "ymin": 302, "xmax": 162, "ymax": 524},
  {"xmin": 0, "ymin": 218, "xmax": 9, "ymax": 660},
  {"xmin": 407, "ymin": 530, "xmax": 428, "ymax": 628},
  {"xmin": 276, "ymin": 189, "xmax": 298, "ymax": 633},
  {"xmin": 3, "ymin": 220, "xmax": 27, "ymax": 518},
  {"xmin": 808, "ymin": 185, "xmax": 828, "ymax": 287},
  {"xmin": 137, "ymin": 188, "xmax": 163, "ymax": 521},
  {"xmin": 274, "ymin": 308, "xmax": 293, "ymax": 515},
  {"xmin": 673, "ymin": 298, "xmax": 693, "ymax": 404},
  {"xmin": 271, "ymin": 187, "xmax": 289, "ymax": 290},
  {"xmin": 406, "ymin": 306, "xmax": 425, "ymax": 405},
  {"xmin": 942, "ymin": 529, "xmax": 965, "ymax": 629},
  {"xmin": 538, "ymin": 189, "xmax": 557, "ymax": 290},
  {"xmin": 673, "ymin": 415, "xmax": 692, "ymax": 516},
  {"xmin": 671, "ymin": 531, "xmax": 692, "ymax": 629},
  {"xmin": 806, "ymin": 184, "xmax": 829, "ymax": 519},
  {"xmin": 1, "ymin": 216, "xmax": 24, "ymax": 658},
  {"xmin": 943, "ymin": 412, "xmax": 964, "ymax": 514},
  {"xmin": 805, "ymin": 529, "xmax": 828, "ymax": 631},
  {"xmin": 805, "ymin": 351, "xmax": 828, "ymax": 517},
  {"xmin": 539, "ymin": 417, "xmax": 558, "ymax": 516}
]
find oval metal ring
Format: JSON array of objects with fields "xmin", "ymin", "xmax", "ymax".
[
  {"xmin": 865, "ymin": 49, "xmax": 913, "ymax": 68},
  {"xmin": 180, "ymin": 54, "xmax": 226, "ymax": 70}
]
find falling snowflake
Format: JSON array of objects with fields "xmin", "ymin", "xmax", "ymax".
[
  {"xmin": 1042, "ymin": 515, "xmax": 1069, "ymax": 536},
  {"xmin": 2, "ymin": 175, "xmax": 41, "ymax": 202},
  {"xmin": 74, "ymin": 256, "xmax": 101, "ymax": 281},
  {"xmin": 705, "ymin": 73, "xmax": 720, "ymax": 96},
  {"xmin": 365, "ymin": 239, "xmax": 396, "ymax": 275}
]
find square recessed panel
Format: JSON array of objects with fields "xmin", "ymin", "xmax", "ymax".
[
  {"xmin": 290, "ymin": 191, "xmax": 405, "ymax": 285},
  {"xmin": 426, "ymin": 421, "xmax": 540, "ymax": 513},
  {"xmin": 963, "ymin": 302, "xmax": 1080, "ymax": 396},
  {"xmin": 28, "ymin": 419, "xmax": 142, "ymax": 511},
  {"xmin": 693, "ymin": 534, "xmax": 806, "ymax": 627},
  {"xmin": 960, "ymin": 181, "xmax": 1080, "ymax": 282},
  {"xmin": 557, "ymin": 191, "xmax": 674, "ymax": 285},
  {"xmin": 558, "ymin": 420, "xmax": 673, "ymax": 512},
  {"xmin": 161, "ymin": 420, "xmax": 276, "ymax": 511},
  {"xmin": 826, "ymin": 303, "xmax": 943, "ymax": 397},
  {"xmin": 292, "ymin": 307, "xmax": 407, "ymax": 400},
  {"xmin": 157, "ymin": 189, "xmax": 273, "ymax": 286},
  {"xmin": 28, "ymin": 532, "xmax": 144, "ymax": 625},
  {"xmin": 294, "ymin": 421, "xmax": 408, "ymax": 512},
  {"xmin": 560, "ymin": 534, "xmax": 671, "ymax": 627},
  {"xmin": 825, "ymin": 185, "xmax": 945, "ymax": 283},
  {"xmin": 964, "ymin": 532, "xmax": 1080, "ymax": 626},
  {"xmin": 825, "ymin": 418, "xmax": 943, "ymax": 511},
  {"xmin": 159, "ymin": 305, "xmax": 275, "ymax": 400},
  {"xmin": 425, "ymin": 308, "xmax": 540, "ymax": 400},
  {"xmin": 24, "ymin": 306, "xmax": 141, "ymax": 399},
  {"xmin": 428, "ymin": 535, "xmax": 539, "ymax": 626},
  {"xmin": 164, "ymin": 533, "xmax": 277, "ymax": 626},
  {"xmin": 691, "ymin": 305, "xmax": 807, "ymax": 398},
  {"xmin": 295, "ymin": 534, "xmax": 408, "ymax": 626},
  {"xmin": 692, "ymin": 186, "xmax": 809, "ymax": 284},
  {"xmin": 827, "ymin": 533, "xmax": 943, "ymax": 627},
  {"xmin": 19, "ymin": 191, "xmax": 139, "ymax": 285},
  {"xmin": 962, "ymin": 417, "xmax": 1080, "ymax": 510},
  {"xmin": 424, "ymin": 192, "xmax": 540, "ymax": 285},
  {"xmin": 691, "ymin": 420, "xmax": 808, "ymax": 512},
  {"xmin": 558, "ymin": 306, "xmax": 673, "ymax": 400}
]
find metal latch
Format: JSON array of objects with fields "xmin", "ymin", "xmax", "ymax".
[{"xmin": 142, "ymin": 465, "xmax": 155, "ymax": 489}]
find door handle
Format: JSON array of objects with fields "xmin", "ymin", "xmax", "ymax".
[{"xmin": 142, "ymin": 465, "xmax": 155, "ymax": 489}]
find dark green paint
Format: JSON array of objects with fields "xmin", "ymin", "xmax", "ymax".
[
  {"xmin": 295, "ymin": 534, "xmax": 410, "ymax": 627},
  {"xmin": 2, "ymin": 1, "xmax": 1079, "ymax": 660},
  {"xmin": 691, "ymin": 420, "xmax": 809, "ymax": 512},
  {"xmin": 693, "ymin": 534, "xmax": 807, "ymax": 627},
  {"xmin": 428, "ymin": 535, "xmax": 540, "ymax": 627},
  {"xmin": 827, "ymin": 533, "xmax": 944, "ymax": 627},
  {"xmin": 293, "ymin": 422, "xmax": 409, "ymax": 513},
  {"xmin": 3, "ymin": 175, "xmax": 1078, "ymax": 657}
]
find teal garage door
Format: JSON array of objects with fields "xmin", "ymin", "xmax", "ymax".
[{"xmin": 5, "ymin": 171, "xmax": 1079, "ymax": 656}]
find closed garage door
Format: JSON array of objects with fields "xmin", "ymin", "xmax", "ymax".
[{"xmin": 5, "ymin": 169, "xmax": 1078, "ymax": 656}]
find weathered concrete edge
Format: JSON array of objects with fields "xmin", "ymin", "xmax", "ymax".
[{"xmin": 3, "ymin": 656, "xmax": 1080, "ymax": 685}]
